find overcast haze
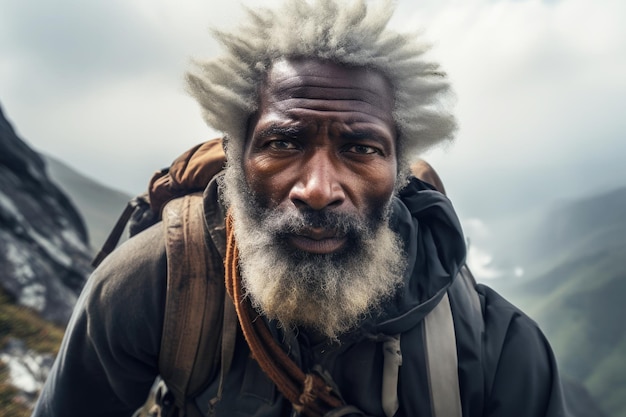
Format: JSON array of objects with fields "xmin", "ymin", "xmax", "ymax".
[{"xmin": 1, "ymin": 0, "xmax": 625, "ymax": 221}]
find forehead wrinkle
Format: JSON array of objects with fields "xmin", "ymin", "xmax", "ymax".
[
  {"xmin": 274, "ymin": 86, "xmax": 389, "ymax": 110},
  {"xmin": 273, "ymin": 74, "xmax": 390, "ymax": 96},
  {"xmin": 273, "ymin": 98, "xmax": 395, "ymax": 123},
  {"xmin": 270, "ymin": 75, "xmax": 393, "ymax": 108},
  {"xmin": 257, "ymin": 59, "xmax": 398, "ymax": 141}
]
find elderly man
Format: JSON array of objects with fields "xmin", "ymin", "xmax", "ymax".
[{"xmin": 33, "ymin": 1, "xmax": 567, "ymax": 416}]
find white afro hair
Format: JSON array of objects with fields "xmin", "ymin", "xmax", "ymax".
[{"xmin": 186, "ymin": 0, "xmax": 456, "ymax": 181}]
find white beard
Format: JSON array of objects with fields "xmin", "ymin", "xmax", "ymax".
[{"xmin": 221, "ymin": 165, "xmax": 406, "ymax": 340}]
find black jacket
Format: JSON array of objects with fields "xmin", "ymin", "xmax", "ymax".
[{"xmin": 32, "ymin": 177, "xmax": 567, "ymax": 416}]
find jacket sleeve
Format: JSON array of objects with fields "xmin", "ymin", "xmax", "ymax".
[
  {"xmin": 480, "ymin": 285, "xmax": 568, "ymax": 417},
  {"xmin": 32, "ymin": 223, "xmax": 167, "ymax": 417}
]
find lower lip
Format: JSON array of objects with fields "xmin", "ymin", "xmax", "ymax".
[{"xmin": 288, "ymin": 235, "xmax": 347, "ymax": 254}]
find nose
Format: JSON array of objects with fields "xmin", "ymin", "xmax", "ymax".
[{"xmin": 289, "ymin": 150, "xmax": 345, "ymax": 211}]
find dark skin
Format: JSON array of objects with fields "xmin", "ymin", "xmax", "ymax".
[{"xmin": 243, "ymin": 58, "xmax": 398, "ymax": 255}]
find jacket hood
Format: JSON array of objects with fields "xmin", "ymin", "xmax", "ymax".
[{"xmin": 370, "ymin": 177, "xmax": 467, "ymax": 335}]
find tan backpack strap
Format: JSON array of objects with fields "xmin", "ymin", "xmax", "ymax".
[{"xmin": 159, "ymin": 193, "xmax": 226, "ymax": 413}]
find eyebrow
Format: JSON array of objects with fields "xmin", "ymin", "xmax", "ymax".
[
  {"xmin": 340, "ymin": 130, "xmax": 371, "ymax": 140},
  {"xmin": 256, "ymin": 124, "xmax": 304, "ymax": 140},
  {"xmin": 255, "ymin": 123, "xmax": 394, "ymax": 149},
  {"xmin": 340, "ymin": 129, "xmax": 391, "ymax": 146}
]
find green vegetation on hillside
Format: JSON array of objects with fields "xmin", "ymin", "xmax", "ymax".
[
  {"xmin": 0, "ymin": 288, "xmax": 65, "ymax": 416},
  {"xmin": 0, "ymin": 364, "xmax": 29, "ymax": 417},
  {"xmin": 0, "ymin": 289, "xmax": 64, "ymax": 353}
]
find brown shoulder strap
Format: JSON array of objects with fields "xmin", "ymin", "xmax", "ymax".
[{"xmin": 159, "ymin": 193, "xmax": 226, "ymax": 415}]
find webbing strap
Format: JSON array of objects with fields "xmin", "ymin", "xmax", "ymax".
[
  {"xmin": 424, "ymin": 293, "xmax": 462, "ymax": 417},
  {"xmin": 92, "ymin": 197, "xmax": 141, "ymax": 267}
]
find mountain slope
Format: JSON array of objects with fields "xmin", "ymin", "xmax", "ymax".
[
  {"xmin": 0, "ymin": 103, "xmax": 94, "ymax": 412},
  {"xmin": 43, "ymin": 155, "xmax": 132, "ymax": 252},
  {"xmin": 492, "ymin": 186, "xmax": 626, "ymax": 417}
]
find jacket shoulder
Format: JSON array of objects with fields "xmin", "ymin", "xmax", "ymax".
[
  {"xmin": 32, "ymin": 223, "xmax": 169, "ymax": 417},
  {"xmin": 476, "ymin": 284, "xmax": 566, "ymax": 417}
]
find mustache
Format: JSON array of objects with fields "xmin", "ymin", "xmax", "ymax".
[
  {"xmin": 262, "ymin": 208, "xmax": 370, "ymax": 238},
  {"xmin": 238, "ymin": 177, "xmax": 392, "ymax": 250}
]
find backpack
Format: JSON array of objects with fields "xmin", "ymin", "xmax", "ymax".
[
  {"xmin": 93, "ymin": 138, "xmax": 233, "ymax": 417},
  {"xmin": 92, "ymin": 139, "xmax": 226, "ymax": 268},
  {"xmin": 96, "ymin": 137, "xmax": 480, "ymax": 417}
]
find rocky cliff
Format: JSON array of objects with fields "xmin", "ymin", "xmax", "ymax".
[{"xmin": 0, "ymin": 104, "xmax": 92, "ymax": 325}]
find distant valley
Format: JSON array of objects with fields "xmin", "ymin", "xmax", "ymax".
[{"xmin": 466, "ymin": 186, "xmax": 626, "ymax": 417}]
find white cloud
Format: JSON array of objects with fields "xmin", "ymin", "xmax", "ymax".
[
  {"xmin": 402, "ymin": 0, "xmax": 626, "ymax": 217},
  {"xmin": 462, "ymin": 217, "xmax": 491, "ymax": 240},
  {"xmin": 466, "ymin": 245, "xmax": 502, "ymax": 280}
]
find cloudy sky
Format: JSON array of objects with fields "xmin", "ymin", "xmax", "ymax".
[{"xmin": 1, "ymin": 0, "xmax": 625, "ymax": 222}]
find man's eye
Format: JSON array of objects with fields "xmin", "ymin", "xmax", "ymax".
[
  {"xmin": 348, "ymin": 145, "xmax": 379, "ymax": 155},
  {"xmin": 268, "ymin": 140, "xmax": 297, "ymax": 150}
]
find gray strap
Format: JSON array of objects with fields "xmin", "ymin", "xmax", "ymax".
[
  {"xmin": 424, "ymin": 293, "xmax": 462, "ymax": 417},
  {"xmin": 381, "ymin": 334, "xmax": 402, "ymax": 417},
  {"xmin": 458, "ymin": 265, "xmax": 481, "ymax": 316}
]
